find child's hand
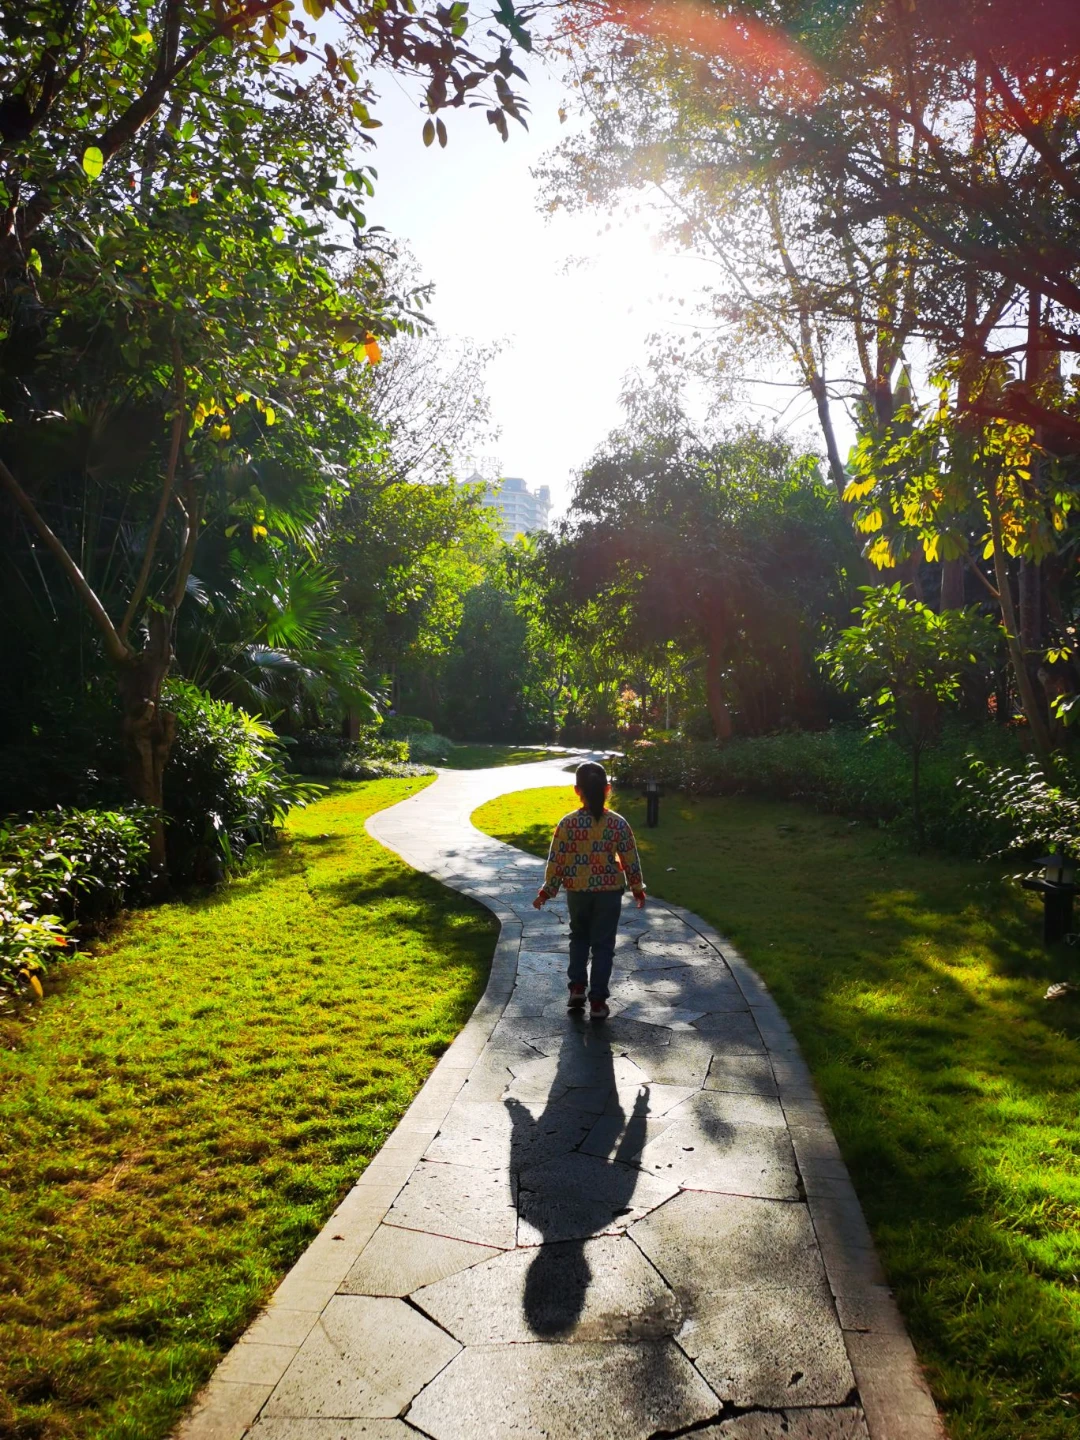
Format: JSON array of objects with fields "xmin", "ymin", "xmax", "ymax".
[
  {"xmin": 633, "ymin": 890, "xmax": 646, "ymax": 909},
  {"xmin": 533, "ymin": 893, "xmax": 547, "ymax": 910}
]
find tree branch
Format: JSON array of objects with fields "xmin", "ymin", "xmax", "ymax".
[
  {"xmin": 0, "ymin": 453, "xmax": 130, "ymax": 665},
  {"xmin": 120, "ymin": 339, "xmax": 186, "ymax": 640}
]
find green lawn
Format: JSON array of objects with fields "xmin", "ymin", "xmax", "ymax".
[
  {"xmin": 0, "ymin": 777, "xmax": 496, "ymax": 1440},
  {"xmin": 439, "ymin": 742, "xmax": 574, "ymax": 770},
  {"xmin": 473, "ymin": 785, "xmax": 1080, "ymax": 1440}
]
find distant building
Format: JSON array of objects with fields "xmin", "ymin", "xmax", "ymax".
[{"xmin": 467, "ymin": 473, "xmax": 551, "ymax": 543}]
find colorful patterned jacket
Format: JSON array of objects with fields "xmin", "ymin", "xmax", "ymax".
[{"xmin": 538, "ymin": 807, "xmax": 646, "ymax": 898}]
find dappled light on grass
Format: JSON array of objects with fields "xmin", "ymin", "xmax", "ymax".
[
  {"xmin": 473, "ymin": 786, "xmax": 1080, "ymax": 1440},
  {"xmin": 0, "ymin": 777, "xmax": 496, "ymax": 1440}
]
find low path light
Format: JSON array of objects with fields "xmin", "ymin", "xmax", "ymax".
[
  {"xmin": 644, "ymin": 777, "xmax": 662, "ymax": 829},
  {"xmin": 1021, "ymin": 850, "xmax": 1078, "ymax": 945}
]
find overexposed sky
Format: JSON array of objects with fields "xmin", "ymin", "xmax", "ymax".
[{"xmin": 363, "ymin": 57, "xmax": 723, "ymax": 515}]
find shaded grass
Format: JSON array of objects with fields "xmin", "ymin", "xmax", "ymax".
[
  {"xmin": 439, "ymin": 743, "xmax": 571, "ymax": 770},
  {"xmin": 0, "ymin": 777, "xmax": 496, "ymax": 1440},
  {"xmin": 474, "ymin": 784, "xmax": 1080, "ymax": 1440}
]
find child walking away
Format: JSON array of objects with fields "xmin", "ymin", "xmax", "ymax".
[{"xmin": 533, "ymin": 761, "xmax": 646, "ymax": 1021}]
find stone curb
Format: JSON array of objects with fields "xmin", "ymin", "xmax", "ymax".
[
  {"xmin": 173, "ymin": 781, "xmax": 533, "ymax": 1440},
  {"xmin": 661, "ymin": 903, "xmax": 945, "ymax": 1440}
]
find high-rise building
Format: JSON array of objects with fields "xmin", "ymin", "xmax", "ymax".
[{"xmin": 467, "ymin": 473, "xmax": 551, "ymax": 543}]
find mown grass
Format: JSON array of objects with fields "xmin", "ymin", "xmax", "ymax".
[
  {"xmin": 474, "ymin": 784, "xmax": 1080, "ymax": 1440},
  {"xmin": 0, "ymin": 777, "xmax": 496, "ymax": 1440},
  {"xmin": 440, "ymin": 743, "xmax": 571, "ymax": 770}
]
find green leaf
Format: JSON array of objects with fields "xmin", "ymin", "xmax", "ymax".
[
  {"xmin": 81, "ymin": 146, "xmax": 104, "ymax": 180},
  {"xmin": 422, "ymin": 119, "xmax": 436, "ymax": 147}
]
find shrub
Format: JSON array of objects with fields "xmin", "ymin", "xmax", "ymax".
[
  {"xmin": 0, "ymin": 808, "xmax": 151, "ymax": 922},
  {"xmin": 164, "ymin": 682, "xmax": 321, "ymax": 875},
  {"xmin": 614, "ymin": 724, "xmax": 1025, "ymax": 855},
  {"xmin": 962, "ymin": 754, "xmax": 1080, "ymax": 859},
  {"xmin": 382, "ymin": 714, "xmax": 434, "ymax": 739},
  {"xmin": 408, "ymin": 732, "xmax": 456, "ymax": 763},
  {"xmin": 0, "ymin": 876, "xmax": 68, "ymax": 995},
  {"xmin": 0, "ymin": 807, "xmax": 152, "ymax": 994},
  {"xmin": 286, "ymin": 729, "xmax": 413, "ymax": 777}
]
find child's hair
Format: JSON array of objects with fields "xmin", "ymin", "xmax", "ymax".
[{"xmin": 575, "ymin": 761, "xmax": 608, "ymax": 821}]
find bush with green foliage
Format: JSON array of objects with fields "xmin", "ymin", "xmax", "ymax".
[
  {"xmin": 0, "ymin": 807, "xmax": 152, "ymax": 993},
  {"xmin": 407, "ymin": 732, "xmax": 456, "ymax": 763},
  {"xmin": 382, "ymin": 714, "xmax": 434, "ymax": 739},
  {"xmin": 963, "ymin": 754, "xmax": 1080, "ymax": 860},
  {"xmin": 285, "ymin": 728, "xmax": 424, "ymax": 780},
  {"xmin": 164, "ymin": 683, "xmax": 322, "ymax": 875},
  {"xmin": 616, "ymin": 725, "xmax": 1024, "ymax": 854}
]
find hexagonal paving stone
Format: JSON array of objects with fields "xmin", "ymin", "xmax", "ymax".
[
  {"xmin": 423, "ymin": 1098, "xmax": 594, "ymax": 1173},
  {"xmin": 340, "ymin": 1224, "xmax": 499, "ymax": 1298},
  {"xmin": 631, "ymin": 1190, "xmax": 827, "ymax": 1304},
  {"xmin": 384, "ymin": 1161, "xmax": 517, "ymax": 1249},
  {"xmin": 405, "ymin": 1340, "xmax": 719, "ymax": 1440},
  {"xmin": 264, "ymin": 1296, "xmax": 460, "ymax": 1419},
  {"xmin": 616, "ymin": 1036, "xmax": 717, "ymax": 1089},
  {"xmin": 412, "ymin": 1234, "xmax": 682, "ymax": 1344},
  {"xmin": 703, "ymin": 1053, "xmax": 779, "ymax": 1094},
  {"xmin": 634, "ymin": 1093, "xmax": 798, "ymax": 1199},
  {"xmin": 678, "ymin": 1284, "xmax": 855, "ymax": 1408},
  {"xmin": 516, "ymin": 1151, "xmax": 679, "ymax": 1244}
]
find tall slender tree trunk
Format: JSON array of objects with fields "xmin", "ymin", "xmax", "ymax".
[
  {"xmin": 940, "ymin": 559, "xmax": 965, "ymax": 609},
  {"xmin": 986, "ymin": 480, "xmax": 1054, "ymax": 770},
  {"xmin": 115, "ymin": 610, "xmax": 176, "ymax": 884},
  {"xmin": 705, "ymin": 645, "xmax": 733, "ymax": 742}
]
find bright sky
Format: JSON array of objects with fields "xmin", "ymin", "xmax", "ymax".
[{"xmin": 364, "ymin": 56, "xmax": 723, "ymax": 517}]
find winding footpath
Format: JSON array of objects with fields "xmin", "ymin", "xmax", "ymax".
[{"xmin": 177, "ymin": 759, "xmax": 943, "ymax": 1440}]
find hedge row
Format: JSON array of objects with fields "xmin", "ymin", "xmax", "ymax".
[{"xmin": 614, "ymin": 724, "xmax": 1030, "ymax": 856}]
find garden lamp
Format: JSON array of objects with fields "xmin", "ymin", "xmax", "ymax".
[{"xmin": 645, "ymin": 777, "xmax": 661, "ymax": 829}]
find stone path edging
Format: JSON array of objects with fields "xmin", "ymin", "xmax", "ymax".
[{"xmin": 175, "ymin": 759, "xmax": 944, "ymax": 1440}]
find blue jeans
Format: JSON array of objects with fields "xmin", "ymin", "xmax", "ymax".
[{"xmin": 566, "ymin": 889, "xmax": 624, "ymax": 1001}]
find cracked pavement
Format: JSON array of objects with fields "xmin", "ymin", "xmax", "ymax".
[{"xmin": 175, "ymin": 759, "xmax": 943, "ymax": 1440}]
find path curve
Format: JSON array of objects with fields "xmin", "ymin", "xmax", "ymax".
[{"xmin": 177, "ymin": 760, "xmax": 943, "ymax": 1440}]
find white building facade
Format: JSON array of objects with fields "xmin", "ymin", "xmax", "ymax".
[{"xmin": 468, "ymin": 473, "xmax": 551, "ymax": 543}]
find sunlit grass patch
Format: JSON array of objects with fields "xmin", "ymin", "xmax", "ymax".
[
  {"xmin": 0, "ymin": 777, "xmax": 496, "ymax": 1440},
  {"xmin": 473, "ymin": 785, "xmax": 1080, "ymax": 1440}
]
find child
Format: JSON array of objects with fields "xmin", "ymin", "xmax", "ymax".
[{"xmin": 533, "ymin": 760, "xmax": 646, "ymax": 1020}]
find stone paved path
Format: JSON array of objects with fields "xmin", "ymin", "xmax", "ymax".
[{"xmin": 177, "ymin": 760, "xmax": 943, "ymax": 1440}]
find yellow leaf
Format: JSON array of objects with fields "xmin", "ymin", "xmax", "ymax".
[
  {"xmin": 363, "ymin": 335, "xmax": 382, "ymax": 365},
  {"xmin": 209, "ymin": 422, "xmax": 231, "ymax": 442},
  {"xmin": 252, "ymin": 524, "xmax": 269, "ymax": 538},
  {"xmin": 303, "ymin": 0, "xmax": 325, "ymax": 15},
  {"xmin": 132, "ymin": 30, "xmax": 153, "ymax": 47},
  {"xmin": 263, "ymin": 406, "xmax": 276, "ymax": 426},
  {"xmin": 982, "ymin": 538, "xmax": 995, "ymax": 560},
  {"xmin": 922, "ymin": 533, "xmax": 940, "ymax": 562},
  {"xmin": 29, "ymin": 974, "xmax": 43, "ymax": 999}
]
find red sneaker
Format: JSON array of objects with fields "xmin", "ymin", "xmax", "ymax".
[
  {"xmin": 589, "ymin": 999, "xmax": 610, "ymax": 1021},
  {"xmin": 567, "ymin": 985, "xmax": 586, "ymax": 1011}
]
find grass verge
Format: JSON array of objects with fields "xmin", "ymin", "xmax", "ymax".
[
  {"xmin": 0, "ymin": 777, "xmax": 496, "ymax": 1440},
  {"xmin": 473, "ymin": 784, "xmax": 1080, "ymax": 1440}
]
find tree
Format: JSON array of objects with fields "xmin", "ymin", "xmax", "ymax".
[
  {"xmin": 821, "ymin": 583, "xmax": 993, "ymax": 843},
  {"xmin": 0, "ymin": 0, "xmax": 533, "ymax": 872},
  {"xmin": 551, "ymin": 387, "xmax": 856, "ymax": 739}
]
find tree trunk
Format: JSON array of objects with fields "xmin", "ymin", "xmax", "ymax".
[
  {"xmin": 986, "ymin": 481, "xmax": 1055, "ymax": 769},
  {"xmin": 940, "ymin": 558, "xmax": 965, "ymax": 609},
  {"xmin": 705, "ymin": 645, "xmax": 733, "ymax": 741},
  {"xmin": 115, "ymin": 611, "xmax": 176, "ymax": 886},
  {"xmin": 809, "ymin": 373, "xmax": 848, "ymax": 500}
]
